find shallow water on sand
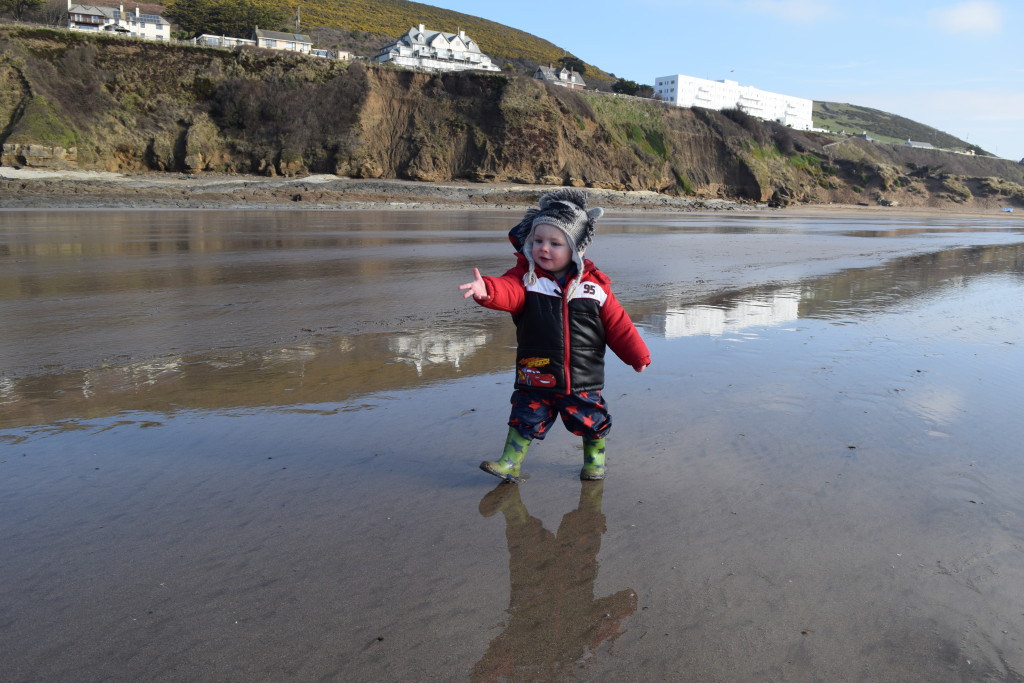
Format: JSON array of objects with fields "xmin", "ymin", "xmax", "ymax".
[{"xmin": 2, "ymin": 209, "xmax": 1024, "ymax": 681}]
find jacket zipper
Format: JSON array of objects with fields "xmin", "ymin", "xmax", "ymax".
[{"xmin": 561, "ymin": 287, "xmax": 572, "ymax": 394}]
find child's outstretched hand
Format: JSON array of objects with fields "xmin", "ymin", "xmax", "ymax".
[{"xmin": 459, "ymin": 267, "xmax": 489, "ymax": 301}]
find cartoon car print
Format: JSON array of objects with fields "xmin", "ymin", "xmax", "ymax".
[{"xmin": 517, "ymin": 366, "xmax": 557, "ymax": 388}]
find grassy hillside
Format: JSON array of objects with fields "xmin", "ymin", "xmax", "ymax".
[
  {"xmin": 227, "ymin": 0, "xmax": 615, "ymax": 85},
  {"xmin": 814, "ymin": 101, "xmax": 989, "ymax": 156}
]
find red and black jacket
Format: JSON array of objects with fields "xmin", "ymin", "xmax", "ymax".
[{"xmin": 478, "ymin": 254, "xmax": 651, "ymax": 395}]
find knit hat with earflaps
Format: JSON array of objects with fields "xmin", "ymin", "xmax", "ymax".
[{"xmin": 507, "ymin": 189, "xmax": 604, "ymax": 297}]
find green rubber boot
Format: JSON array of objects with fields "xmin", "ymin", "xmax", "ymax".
[
  {"xmin": 480, "ymin": 427, "xmax": 532, "ymax": 483},
  {"xmin": 580, "ymin": 437, "xmax": 606, "ymax": 480}
]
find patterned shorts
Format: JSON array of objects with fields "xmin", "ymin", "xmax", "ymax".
[{"xmin": 508, "ymin": 388, "xmax": 611, "ymax": 441}]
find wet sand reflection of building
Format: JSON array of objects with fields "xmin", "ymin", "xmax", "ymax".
[
  {"xmin": 654, "ymin": 288, "xmax": 801, "ymax": 338},
  {"xmin": 388, "ymin": 329, "xmax": 489, "ymax": 375},
  {"xmin": 647, "ymin": 243, "xmax": 1024, "ymax": 339},
  {"xmin": 472, "ymin": 482, "xmax": 636, "ymax": 682}
]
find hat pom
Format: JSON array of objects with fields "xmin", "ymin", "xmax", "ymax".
[{"xmin": 537, "ymin": 188, "xmax": 590, "ymax": 212}]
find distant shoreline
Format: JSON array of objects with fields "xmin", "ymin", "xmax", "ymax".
[{"xmin": 1, "ymin": 167, "xmax": 1017, "ymax": 218}]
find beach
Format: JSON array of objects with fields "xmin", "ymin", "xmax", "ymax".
[
  {"xmin": 3, "ymin": 166, "xmax": 1014, "ymax": 217},
  {"xmin": 0, "ymin": 167, "xmax": 750, "ymax": 212},
  {"xmin": 2, "ymin": 187, "xmax": 1024, "ymax": 681}
]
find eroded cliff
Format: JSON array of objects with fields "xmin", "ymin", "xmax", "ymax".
[{"xmin": 2, "ymin": 26, "xmax": 1023, "ymax": 209}]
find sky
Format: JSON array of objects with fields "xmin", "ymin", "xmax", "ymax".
[{"xmin": 430, "ymin": 0, "xmax": 1024, "ymax": 161}]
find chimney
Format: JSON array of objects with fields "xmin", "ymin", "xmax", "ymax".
[
  {"xmin": 418, "ymin": 23, "xmax": 425, "ymax": 33},
  {"xmin": 135, "ymin": 5, "xmax": 139, "ymax": 16}
]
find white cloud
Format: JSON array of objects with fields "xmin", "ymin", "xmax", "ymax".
[{"xmin": 929, "ymin": 1, "xmax": 1003, "ymax": 36}]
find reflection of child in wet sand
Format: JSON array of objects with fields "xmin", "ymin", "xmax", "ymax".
[
  {"xmin": 472, "ymin": 481, "xmax": 637, "ymax": 679},
  {"xmin": 459, "ymin": 190, "xmax": 650, "ymax": 481}
]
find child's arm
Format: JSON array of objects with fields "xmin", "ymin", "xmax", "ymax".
[
  {"xmin": 601, "ymin": 289, "xmax": 651, "ymax": 372},
  {"xmin": 459, "ymin": 268, "xmax": 489, "ymax": 301},
  {"xmin": 458, "ymin": 261, "xmax": 527, "ymax": 313}
]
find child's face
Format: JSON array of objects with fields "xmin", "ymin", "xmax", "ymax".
[{"xmin": 531, "ymin": 223, "xmax": 573, "ymax": 277}]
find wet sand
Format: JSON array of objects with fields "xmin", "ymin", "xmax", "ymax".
[{"xmin": 2, "ymin": 208, "xmax": 1024, "ymax": 681}]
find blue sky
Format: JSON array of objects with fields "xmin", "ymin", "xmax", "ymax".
[{"xmin": 431, "ymin": 0, "xmax": 1024, "ymax": 161}]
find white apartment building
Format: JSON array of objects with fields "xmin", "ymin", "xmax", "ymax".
[{"xmin": 654, "ymin": 74, "xmax": 812, "ymax": 130}]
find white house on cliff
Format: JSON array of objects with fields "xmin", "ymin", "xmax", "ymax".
[
  {"xmin": 534, "ymin": 66, "xmax": 586, "ymax": 90},
  {"xmin": 67, "ymin": 2, "xmax": 171, "ymax": 41},
  {"xmin": 253, "ymin": 28, "xmax": 312, "ymax": 54},
  {"xmin": 655, "ymin": 74, "xmax": 812, "ymax": 130},
  {"xmin": 375, "ymin": 25, "xmax": 500, "ymax": 73}
]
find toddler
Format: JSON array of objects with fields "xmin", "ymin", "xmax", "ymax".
[{"xmin": 459, "ymin": 189, "xmax": 650, "ymax": 482}]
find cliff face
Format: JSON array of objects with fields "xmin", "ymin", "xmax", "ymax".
[{"xmin": 2, "ymin": 26, "xmax": 1023, "ymax": 209}]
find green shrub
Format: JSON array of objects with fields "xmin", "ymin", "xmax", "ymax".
[
  {"xmin": 979, "ymin": 177, "xmax": 1024, "ymax": 200},
  {"xmin": 672, "ymin": 167, "xmax": 693, "ymax": 194},
  {"xmin": 788, "ymin": 153, "xmax": 821, "ymax": 173},
  {"xmin": 9, "ymin": 95, "xmax": 78, "ymax": 147},
  {"xmin": 622, "ymin": 123, "xmax": 667, "ymax": 159},
  {"xmin": 942, "ymin": 176, "xmax": 972, "ymax": 202}
]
